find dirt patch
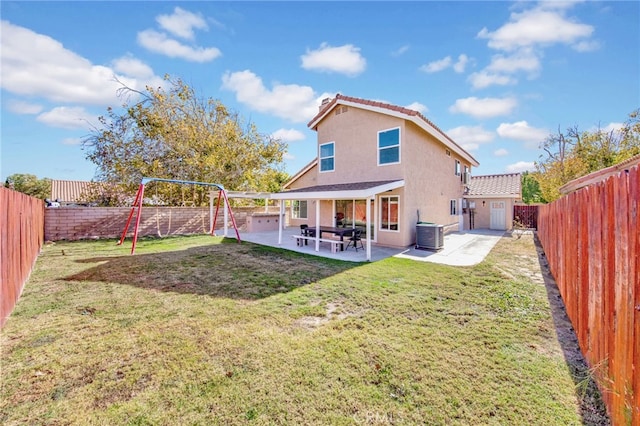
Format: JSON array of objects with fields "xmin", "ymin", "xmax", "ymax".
[{"xmin": 496, "ymin": 232, "xmax": 610, "ymax": 426}]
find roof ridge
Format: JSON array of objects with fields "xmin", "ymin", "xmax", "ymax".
[{"xmin": 311, "ymin": 94, "xmax": 474, "ymax": 164}]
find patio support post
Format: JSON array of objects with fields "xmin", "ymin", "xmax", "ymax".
[
  {"xmin": 366, "ymin": 196, "xmax": 372, "ymax": 261},
  {"xmin": 315, "ymin": 199, "xmax": 320, "ymax": 252},
  {"xmin": 209, "ymin": 190, "xmax": 214, "ymax": 234},
  {"xmin": 278, "ymin": 199, "xmax": 284, "ymax": 245}
]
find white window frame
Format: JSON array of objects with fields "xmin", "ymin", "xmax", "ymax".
[
  {"xmin": 379, "ymin": 195, "xmax": 400, "ymax": 232},
  {"xmin": 292, "ymin": 200, "xmax": 307, "ymax": 219},
  {"xmin": 377, "ymin": 127, "xmax": 401, "ymax": 166},
  {"xmin": 455, "ymin": 159, "xmax": 461, "ymax": 176},
  {"xmin": 319, "ymin": 142, "xmax": 335, "ymax": 173},
  {"xmin": 450, "ymin": 199, "xmax": 457, "ymax": 216}
]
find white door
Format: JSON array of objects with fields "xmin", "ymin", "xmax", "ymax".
[{"xmin": 490, "ymin": 201, "xmax": 506, "ymax": 230}]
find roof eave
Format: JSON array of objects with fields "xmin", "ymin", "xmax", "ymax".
[{"xmin": 271, "ymin": 180, "xmax": 405, "ymax": 200}]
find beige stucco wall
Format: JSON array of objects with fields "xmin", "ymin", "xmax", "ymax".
[
  {"xmin": 287, "ymin": 105, "xmax": 474, "ymax": 248},
  {"xmin": 462, "ymin": 197, "xmax": 516, "ymax": 231}
]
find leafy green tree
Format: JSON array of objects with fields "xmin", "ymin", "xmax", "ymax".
[
  {"xmin": 535, "ymin": 109, "xmax": 640, "ymax": 202},
  {"xmin": 4, "ymin": 174, "xmax": 51, "ymax": 199},
  {"xmin": 83, "ymin": 76, "xmax": 287, "ymax": 206},
  {"xmin": 521, "ymin": 172, "xmax": 545, "ymax": 204}
]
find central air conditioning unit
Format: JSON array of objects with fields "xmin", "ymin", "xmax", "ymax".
[{"xmin": 415, "ymin": 223, "xmax": 444, "ymax": 250}]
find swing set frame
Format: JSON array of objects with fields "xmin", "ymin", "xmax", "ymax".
[{"xmin": 118, "ymin": 177, "xmax": 241, "ymax": 254}]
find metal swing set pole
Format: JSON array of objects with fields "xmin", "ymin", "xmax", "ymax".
[
  {"xmin": 211, "ymin": 189, "xmax": 241, "ymax": 243},
  {"xmin": 117, "ymin": 183, "xmax": 146, "ymax": 255}
]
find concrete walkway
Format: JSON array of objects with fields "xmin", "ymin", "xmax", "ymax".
[
  {"xmin": 394, "ymin": 229, "xmax": 505, "ymax": 266},
  {"xmin": 237, "ymin": 227, "xmax": 505, "ymax": 266}
]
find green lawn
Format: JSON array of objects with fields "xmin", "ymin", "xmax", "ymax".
[{"xmin": 1, "ymin": 234, "xmax": 606, "ymax": 425}]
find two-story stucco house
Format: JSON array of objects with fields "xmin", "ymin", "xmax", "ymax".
[{"xmin": 271, "ymin": 94, "xmax": 480, "ymax": 260}]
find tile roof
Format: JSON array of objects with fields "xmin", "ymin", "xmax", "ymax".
[
  {"xmin": 50, "ymin": 180, "xmax": 95, "ymax": 203},
  {"xmin": 467, "ymin": 173, "xmax": 521, "ymax": 198},
  {"xmin": 307, "ymin": 94, "xmax": 479, "ymax": 167}
]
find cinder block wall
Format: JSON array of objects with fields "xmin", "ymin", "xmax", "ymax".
[{"xmin": 44, "ymin": 206, "xmax": 277, "ymax": 241}]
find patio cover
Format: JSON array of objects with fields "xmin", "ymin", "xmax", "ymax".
[{"xmin": 271, "ymin": 180, "xmax": 405, "ymax": 261}]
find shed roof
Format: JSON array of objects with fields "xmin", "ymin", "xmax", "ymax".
[{"xmin": 466, "ymin": 173, "xmax": 521, "ymax": 198}]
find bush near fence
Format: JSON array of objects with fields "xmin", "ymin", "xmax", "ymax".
[
  {"xmin": 44, "ymin": 206, "xmax": 280, "ymax": 241},
  {"xmin": 538, "ymin": 165, "xmax": 638, "ymax": 425},
  {"xmin": 1, "ymin": 187, "xmax": 45, "ymax": 328}
]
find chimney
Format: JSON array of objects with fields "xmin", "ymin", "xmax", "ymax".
[{"xmin": 319, "ymin": 97, "xmax": 332, "ymax": 111}]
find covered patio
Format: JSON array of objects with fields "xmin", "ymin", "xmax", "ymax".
[
  {"xmin": 237, "ymin": 227, "xmax": 506, "ymax": 265},
  {"xmin": 270, "ymin": 180, "xmax": 405, "ymax": 262}
]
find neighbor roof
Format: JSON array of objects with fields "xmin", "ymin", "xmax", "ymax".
[
  {"xmin": 559, "ymin": 153, "xmax": 640, "ymax": 194},
  {"xmin": 307, "ymin": 94, "xmax": 479, "ymax": 167},
  {"xmin": 271, "ymin": 180, "xmax": 404, "ymax": 200},
  {"xmin": 50, "ymin": 179, "xmax": 94, "ymax": 203},
  {"xmin": 466, "ymin": 173, "xmax": 521, "ymax": 198}
]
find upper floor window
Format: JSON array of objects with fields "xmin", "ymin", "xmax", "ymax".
[
  {"xmin": 455, "ymin": 160, "xmax": 461, "ymax": 176},
  {"xmin": 378, "ymin": 127, "xmax": 400, "ymax": 165},
  {"xmin": 319, "ymin": 142, "xmax": 335, "ymax": 172}
]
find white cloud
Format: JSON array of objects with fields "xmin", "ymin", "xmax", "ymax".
[
  {"xmin": 477, "ymin": 7, "xmax": 594, "ymax": 51},
  {"xmin": 7, "ymin": 100, "xmax": 43, "ymax": 114},
  {"xmin": 137, "ymin": 30, "xmax": 221, "ymax": 62},
  {"xmin": 392, "ymin": 45, "xmax": 410, "ymax": 57},
  {"xmin": 272, "ymin": 128, "xmax": 305, "ymax": 142},
  {"xmin": 112, "ymin": 55, "xmax": 155, "ymax": 79},
  {"xmin": 453, "ymin": 54, "xmax": 469, "ymax": 73},
  {"xmin": 62, "ymin": 137, "xmax": 82, "ymax": 146},
  {"xmin": 156, "ymin": 7, "xmax": 208, "ymax": 40},
  {"xmin": 486, "ymin": 49, "xmax": 541, "ymax": 75},
  {"xmin": 449, "ymin": 97, "xmax": 518, "ymax": 119},
  {"xmin": 468, "ymin": 71, "xmax": 517, "ymax": 89},
  {"xmin": 572, "ymin": 40, "xmax": 601, "ymax": 52},
  {"xmin": 497, "ymin": 121, "xmax": 548, "ymax": 147},
  {"xmin": 301, "ymin": 43, "xmax": 366, "ymax": 76},
  {"xmin": 446, "ymin": 125, "xmax": 495, "ymax": 151},
  {"xmin": 221, "ymin": 70, "xmax": 330, "ymax": 123},
  {"xmin": 601, "ymin": 122, "xmax": 624, "ymax": 133},
  {"xmin": 283, "ymin": 152, "xmax": 295, "ymax": 161},
  {"xmin": 37, "ymin": 106, "xmax": 96, "ymax": 129},
  {"xmin": 420, "ymin": 56, "xmax": 452, "ymax": 73},
  {"xmin": 494, "ymin": 148, "xmax": 509, "ymax": 157},
  {"xmin": 405, "ymin": 102, "xmax": 428, "ymax": 114},
  {"xmin": 0, "ymin": 21, "xmax": 163, "ymax": 106},
  {"xmin": 506, "ymin": 161, "xmax": 535, "ymax": 173}
]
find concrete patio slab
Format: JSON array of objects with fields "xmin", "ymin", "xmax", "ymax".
[{"xmin": 235, "ymin": 227, "xmax": 505, "ymax": 266}]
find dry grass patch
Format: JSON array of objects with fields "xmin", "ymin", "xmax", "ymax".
[{"xmin": 0, "ymin": 234, "xmax": 608, "ymax": 425}]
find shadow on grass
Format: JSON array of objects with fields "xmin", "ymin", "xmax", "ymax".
[
  {"xmin": 533, "ymin": 234, "xmax": 610, "ymax": 426},
  {"xmin": 64, "ymin": 238, "xmax": 360, "ymax": 300}
]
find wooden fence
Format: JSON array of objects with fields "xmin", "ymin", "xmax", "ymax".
[
  {"xmin": 513, "ymin": 204, "xmax": 538, "ymax": 229},
  {"xmin": 1, "ymin": 187, "xmax": 45, "ymax": 329},
  {"xmin": 538, "ymin": 165, "xmax": 639, "ymax": 425}
]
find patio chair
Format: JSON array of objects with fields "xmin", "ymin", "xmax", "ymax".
[
  {"xmin": 346, "ymin": 229, "xmax": 364, "ymax": 252},
  {"xmin": 300, "ymin": 224, "xmax": 315, "ymax": 245}
]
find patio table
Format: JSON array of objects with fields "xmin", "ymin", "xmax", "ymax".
[{"xmin": 307, "ymin": 226, "xmax": 354, "ymax": 251}]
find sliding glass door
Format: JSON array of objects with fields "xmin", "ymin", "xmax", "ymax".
[{"xmin": 335, "ymin": 199, "xmax": 375, "ymax": 240}]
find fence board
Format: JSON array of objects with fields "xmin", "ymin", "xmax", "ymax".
[
  {"xmin": 538, "ymin": 163, "xmax": 638, "ymax": 425},
  {"xmin": 0, "ymin": 187, "xmax": 45, "ymax": 328}
]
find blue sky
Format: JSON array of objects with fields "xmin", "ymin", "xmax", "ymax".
[{"xmin": 1, "ymin": 1, "xmax": 638, "ymax": 183}]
